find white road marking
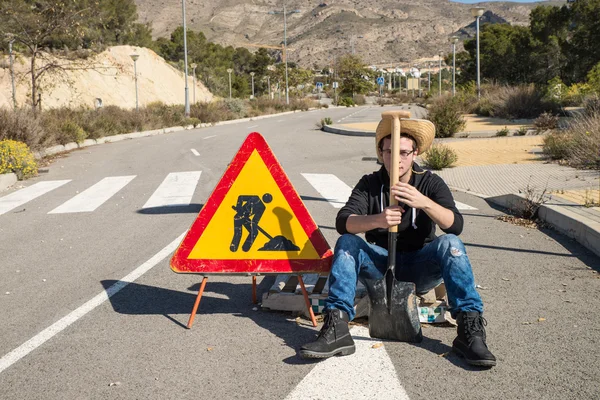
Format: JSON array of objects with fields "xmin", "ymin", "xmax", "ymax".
[
  {"xmin": 203, "ymin": 135, "xmax": 216, "ymax": 139},
  {"xmin": 285, "ymin": 326, "xmax": 410, "ymax": 400},
  {"xmin": 48, "ymin": 176, "xmax": 136, "ymax": 214},
  {"xmin": 191, "ymin": 149, "xmax": 200, "ymax": 156},
  {"xmin": 0, "ymin": 232, "xmax": 186, "ymax": 375},
  {"xmin": 142, "ymin": 171, "xmax": 201, "ymax": 208},
  {"xmin": 455, "ymin": 201, "xmax": 477, "ymax": 210},
  {"xmin": 247, "ymin": 125, "xmax": 258, "ymax": 129},
  {"xmin": 303, "ymin": 173, "xmax": 477, "ymax": 211},
  {"xmin": 0, "ymin": 180, "xmax": 71, "ymax": 216},
  {"xmin": 302, "ymin": 173, "xmax": 352, "ymax": 208}
]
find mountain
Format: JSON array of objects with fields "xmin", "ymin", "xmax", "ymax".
[{"xmin": 134, "ymin": 0, "xmax": 565, "ymax": 68}]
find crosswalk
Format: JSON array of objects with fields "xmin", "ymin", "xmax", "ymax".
[{"xmin": 0, "ymin": 172, "xmax": 477, "ymax": 217}]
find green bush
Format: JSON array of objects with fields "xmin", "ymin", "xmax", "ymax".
[
  {"xmin": 59, "ymin": 121, "xmax": 87, "ymax": 145},
  {"xmin": 222, "ymin": 98, "xmax": 249, "ymax": 118},
  {"xmin": 496, "ymin": 127, "xmax": 510, "ymax": 137},
  {"xmin": 322, "ymin": 117, "xmax": 332, "ymax": 126},
  {"xmin": 427, "ymin": 95, "xmax": 466, "ymax": 138},
  {"xmin": 338, "ymin": 97, "xmax": 355, "ymax": 107},
  {"xmin": 515, "ymin": 126, "xmax": 529, "ymax": 136},
  {"xmin": 0, "ymin": 140, "xmax": 38, "ymax": 179},
  {"xmin": 423, "ymin": 144, "xmax": 458, "ymax": 170}
]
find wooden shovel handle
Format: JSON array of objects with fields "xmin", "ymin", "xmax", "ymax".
[{"xmin": 389, "ymin": 116, "xmax": 401, "ymax": 233}]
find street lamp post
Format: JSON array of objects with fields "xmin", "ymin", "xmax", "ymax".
[
  {"xmin": 227, "ymin": 68, "xmax": 233, "ymax": 99},
  {"xmin": 7, "ymin": 35, "xmax": 16, "ymax": 110},
  {"xmin": 438, "ymin": 51, "xmax": 443, "ymax": 96},
  {"xmin": 130, "ymin": 54, "xmax": 140, "ymax": 111},
  {"xmin": 471, "ymin": 7, "xmax": 485, "ymax": 100},
  {"xmin": 191, "ymin": 63, "xmax": 197, "ymax": 104},
  {"xmin": 271, "ymin": 3, "xmax": 301, "ymax": 105},
  {"xmin": 450, "ymin": 37, "xmax": 458, "ymax": 97},
  {"xmin": 182, "ymin": 0, "xmax": 190, "ymax": 117},
  {"xmin": 250, "ymin": 72, "xmax": 255, "ymax": 99},
  {"xmin": 428, "ymin": 62, "xmax": 431, "ymax": 92}
]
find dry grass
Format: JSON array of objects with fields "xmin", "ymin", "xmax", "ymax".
[
  {"xmin": 476, "ymin": 84, "xmax": 560, "ymax": 120},
  {"xmin": 0, "ymin": 97, "xmax": 320, "ymax": 150}
]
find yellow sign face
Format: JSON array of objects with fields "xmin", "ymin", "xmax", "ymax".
[{"xmin": 188, "ymin": 149, "xmax": 320, "ymax": 260}]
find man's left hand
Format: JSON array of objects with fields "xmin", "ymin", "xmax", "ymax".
[{"xmin": 392, "ymin": 182, "xmax": 432, "ymax": 210}]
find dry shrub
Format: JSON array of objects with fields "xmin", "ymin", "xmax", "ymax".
[
  {"xmin": 354, "ymin": 94, "xmax": 366, "ymax": 105},
  {"xmin": 0, "ymin": 108, "xmax": 49, "ymax": 150},
  {"xmin": 476, "ymin": 84, "xmax": 560, "ymax": 119},
  {"xmin": 542, "ymin": 132, "xmax": 573, "ymax": 160},
  {"xmin": 534, "ymin": 112, "xmax": 560, "ymax": 131},
  {"xmin": 191, "ymin": 101, "xmax": 237, "ymax": 123},
  {"xmin": 562, "ymin": 113, "xmax": 600, "ymax": 169}
]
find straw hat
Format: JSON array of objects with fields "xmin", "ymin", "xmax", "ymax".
[{"xmin": 375, "ymin": 112, "xmax": 436, "ymax": 163}]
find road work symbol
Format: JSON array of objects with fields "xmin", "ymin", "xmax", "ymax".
[
  {"xmin": 230, "ymin": 193, "xmax": 299, "ymax": 252},
  {"xmin": 170, "ymin": 132, "xmax": 333, "ymax": 275}
]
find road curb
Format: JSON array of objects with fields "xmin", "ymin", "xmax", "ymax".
[
  {"xmin": 485, "ymin": 193, "xmax": 600, "ymax": 259},
  {"xmin": 322, "ymin": 124, "xmax": 374, "ymax": 137},
  {"xmin": 0, "ymin": 173, "xmax": 17, "ymax": 192}
]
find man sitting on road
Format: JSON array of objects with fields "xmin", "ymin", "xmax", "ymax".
[{"xmin": 299, "ymin": 114, "xmax": 496, "ymax": 367}]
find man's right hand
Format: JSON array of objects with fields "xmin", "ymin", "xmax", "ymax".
[{"xmin": 380, "ymin": 205, "xmax": 404, "ymax": 228}]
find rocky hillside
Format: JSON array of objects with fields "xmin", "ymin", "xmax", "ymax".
[
  {"xmin": 0, "ymin": 46, "xmax": 212, "ymax": 110},
  {"xmin": 134, "ymin": 0, "xmax": 565, "ymax": 67}
]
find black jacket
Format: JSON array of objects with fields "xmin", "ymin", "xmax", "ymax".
[{"xmin": 336, "ymin": 163, "xmax": 464, "ymax": 252}]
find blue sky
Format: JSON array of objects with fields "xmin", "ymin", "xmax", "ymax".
[{"xmin": 451, "ymin": 0, "xmax": 546, "ymax": 3}]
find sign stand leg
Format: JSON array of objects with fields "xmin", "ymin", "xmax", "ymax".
[
  {"xmin": 252, "ymin": 276, "xmax": 257, "ymax": 304},
  {"xmin": 298, "ymin": 275, "xmax": 317, "ymax": 327},
  {"xmin": 187, "ymin": 277, "xmax": 208, "ymax": 329}
]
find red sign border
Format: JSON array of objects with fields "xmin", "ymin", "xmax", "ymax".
[{"xmin": 170, "ymin": 132, "xmax": 333, "ymax": 274}]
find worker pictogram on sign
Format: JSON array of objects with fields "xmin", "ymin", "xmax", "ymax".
[{"xmin": 170, "ymin": 132, "xmax": 333, "ymax": 275}]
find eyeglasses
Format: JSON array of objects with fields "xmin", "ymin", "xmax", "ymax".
[{"xmin": 381, "ymin": 149, "xmax": 415, "ymax": 159}]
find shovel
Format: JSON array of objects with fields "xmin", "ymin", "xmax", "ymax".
[{"xmin": 363, "ymin": 110, "xmax": 423, "ymax": 342}]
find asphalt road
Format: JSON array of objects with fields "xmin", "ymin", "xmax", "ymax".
[{"xmin": 1, "ymin": 106, "xmax": 599, "ymax": 399}]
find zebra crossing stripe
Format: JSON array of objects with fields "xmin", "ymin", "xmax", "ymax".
[
  {"xmin": 49, "ymin": 176, "xmax": 136, "ymax": 214},
  {"xmin": 142, "ymin": 171, "xmax": 201, "ymax": 209},
  {"xmin": 0, "ymin": 180, "xmax": 71, "ymax": 216},
  {"xmin": 454, "ymin": 201, "xmax": 477, "ymax": 210},
  {"xmin": 303, "ymin": 173, "xmax": 477, "ymax": 211},
  {"xmin": 284, "ymin": 325, "xmax": 409, "ymax": 400},
  {"xmin": 301, "ymin": 173, "xmax": 352, "ymax": 209}
]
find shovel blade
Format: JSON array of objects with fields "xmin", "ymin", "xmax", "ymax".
[{"xmin": 363, "ymin": 277, "xmax": 423, "ymax": 342}]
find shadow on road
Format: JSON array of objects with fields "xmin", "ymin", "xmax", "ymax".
[
  {"xmin": 136, "ymin": 203, "xmax": 204, "ymax": 215},
  {"xmin": 100, "ymin": 278, "xmax": 317, "ymax": 359}
]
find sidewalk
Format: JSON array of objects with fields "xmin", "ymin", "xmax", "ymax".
[{"xmin": 324, "ymin": 111, "xmax": 600, "ymax": 259}]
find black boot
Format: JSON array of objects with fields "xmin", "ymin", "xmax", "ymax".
[
  {"xmin": 299, "ymin": 308, "xmax": 356, "ymax": 359},
  {"xmin": 452, "ymin": 312, "xmax": 497, "ymax": 367}
]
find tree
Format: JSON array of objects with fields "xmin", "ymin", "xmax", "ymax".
[
  {"xmin": 462, "ymin": 24, "xmax": 536, "ymax": 85},
  {"xmin": 0, "ymin": 0, "xmax": 96, "ymax": 113},
  {"xmin": 569, "ymin": 0, "xmax": 600, "ymax": 82},
  {"xmin": 529, "ymin": 5, "xmax": 570, "ymax": 84},
  {"xmin": 336, "ymin": 54, "xmax": 374, "ymax": 96}
]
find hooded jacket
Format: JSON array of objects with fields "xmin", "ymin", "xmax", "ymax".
[{"xmin": 335, "ymin": 163, "xmax": 464, "ymax": 252}]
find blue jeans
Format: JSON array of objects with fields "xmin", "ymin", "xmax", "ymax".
[{"xmin": 325, "ymin": 233, "xmax": 483, "ymax": 320}]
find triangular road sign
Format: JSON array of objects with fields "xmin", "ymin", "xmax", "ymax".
[{"xmin": 171, "ymin": 132, "xmax": 333, "ymax": 274}]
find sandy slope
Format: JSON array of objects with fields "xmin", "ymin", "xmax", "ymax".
[{"xmin": 0, "ymin": 45, "xmax": 212, "ymax": 110}]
